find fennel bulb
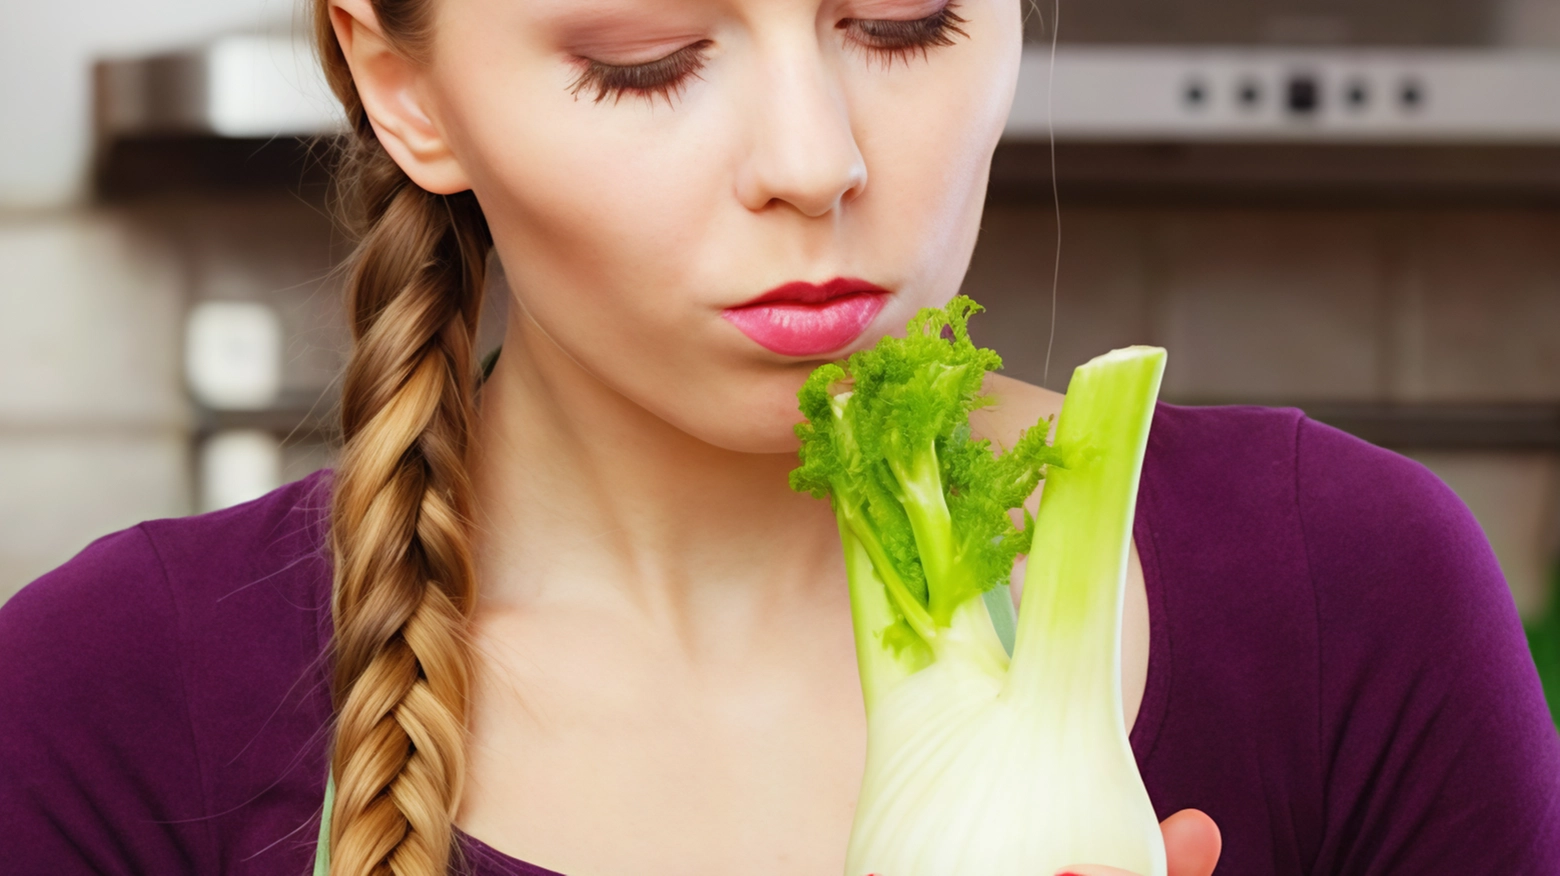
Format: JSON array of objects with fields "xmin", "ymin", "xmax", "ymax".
[{"xmin": 791, "ymin": 297, "xmax": 1167, "ymax": 876}]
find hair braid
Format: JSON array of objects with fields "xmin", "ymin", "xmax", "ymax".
[{"xmin": 313, "ymin": 2, "xmax": 491, "ymax": 874}]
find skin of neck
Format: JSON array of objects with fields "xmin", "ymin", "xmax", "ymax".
[{"xmin": 470, "ymin": 296, "xmax": 846, "ymax": 650}]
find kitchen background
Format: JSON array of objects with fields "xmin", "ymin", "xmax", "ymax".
[{"xmin": 2, "ymin": 0, "xmax": 1559, "ymax": 710}]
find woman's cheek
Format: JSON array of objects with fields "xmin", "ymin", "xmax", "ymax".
[
  {"xmin": 524, "ymin": 115, "xmax": 733, "ymax": 309},
  {"xmin": 852, "ymin": 8, "xmax": 1019, "ymax": 291}
]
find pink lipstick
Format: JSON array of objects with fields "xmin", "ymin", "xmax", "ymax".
[{"xmin": 722, "ymin": 277, "xmax": 889, "ymax": 357}]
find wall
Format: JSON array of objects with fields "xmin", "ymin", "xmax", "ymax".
[
  {"xmin": 1498, "ymin": 0, "xmax": 1560, "ymax": 48},
  {"xmin": 0, "ymin": 0, "xmax": 299, "ymax": 600},
  {"xmin": 0, "ymin": 209, "xmax": 191, "ymax": 594}
]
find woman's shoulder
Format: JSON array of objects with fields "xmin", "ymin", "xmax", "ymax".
[
  {"xmin": 1288, "ymin": 412, "xmax": 1560, "ymax": 869},
  {"xmin": 2, "ymin": 469, "xmax": 335, "ymax": 653},
  {"xmin": 1131, "ymin": 397, "xmax": 1514, "ymax": 635},
  {"xmin": 1100, "ymin": 391, "xmax": 1515, "ymax": 657},
  {"xmin": 1110, "ymin": 397, "xmax": 1560, "ymax": 870},
  {"xmin": 0, "ymin": 471, "xmax": 335, "ymax": 874},
  {"xmin": 0, "ymin": 468, "xmax": 337, "ymax": 730}
]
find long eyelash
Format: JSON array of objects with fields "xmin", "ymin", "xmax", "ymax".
[
  {"xmin": 568, "ymin": 40, "xmax": 713, "ymax": 106},
  {"xmin": 840, "ymin": 2, "xmax": 970, "ymax": 69}
]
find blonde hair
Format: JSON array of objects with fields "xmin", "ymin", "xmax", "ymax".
[{"xmin": 313, "ymin": 2, "xmax": 490, "ymax": 873}]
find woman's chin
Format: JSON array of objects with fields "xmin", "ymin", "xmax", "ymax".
[
  {"xmin": 684, "ymin": 418, "xmax": 805, "ymax": 457},
  {"xmin": 645, "ymin": 363, "xmax": 821, "ymax": 456},
  {"xmin": 661, "ymin": 393, "xmax": 809, "ymax": 457}
]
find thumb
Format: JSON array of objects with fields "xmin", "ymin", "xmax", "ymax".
[
  {"xmin": 1052, "ymin": 809, "xmax": 1221, "ymax": 876},
  {"xmin": 1162, "ymin": 808, "xmax": 1221, "ymax": 876}
]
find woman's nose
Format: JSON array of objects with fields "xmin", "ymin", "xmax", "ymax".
[{"xmin": 734, "ymin": 44, "xmax": 867, "ymax": 218}]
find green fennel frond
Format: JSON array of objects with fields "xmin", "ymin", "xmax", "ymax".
[{"xmin": 790, "ymin": 295, "xmax": 1064, "ymax": 652}]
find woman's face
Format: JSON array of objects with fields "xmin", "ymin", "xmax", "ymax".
[{"xmin": 422, "ymin": 0, "xmax": 1023, "ymax": 452}]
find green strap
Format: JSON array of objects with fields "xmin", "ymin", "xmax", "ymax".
[
  {"xmin": 314, "ymin": 773, "xmax": 334, "ymax": 876},
  {"xmin": 981, "ymin": 583, "xmax": 1018, "ymax": 657},
  {"xmin": 478, "ymin": 346, "xmax": 502, "ymax": 383}
]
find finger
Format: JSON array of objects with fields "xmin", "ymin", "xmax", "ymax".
[
  {"xmin": 1052, "ymin": 867, "xmax": 1138, "ymax": 876},
  {"xmin": 1162, "ymin": 808, "xmax": 1222, "ymax": 876}
]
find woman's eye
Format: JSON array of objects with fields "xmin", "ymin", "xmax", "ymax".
[
  {"xmin": 568, "ymin": 3, "xmax": 966, "ymax": 106},
  {"xmin": 569, "ymin": 40, "xmax": 714, "ymax": 106},
  {"xmin": 840, "ymin": 2, "xmax": 970, "ymax": 64}
]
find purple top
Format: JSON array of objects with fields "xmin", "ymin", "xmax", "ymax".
[{"xmin": 3, "ymin": 402, "xmax": 1558, "ymax": 875}]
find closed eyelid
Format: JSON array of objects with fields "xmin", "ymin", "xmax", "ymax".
[
  {"xmin": 542, "ymin": 1, "xmax": 712, "ymax": 63},
  {"xmin": 566, "ymin": 33, "xmax": 709, "ymax": 65},
  {"xmin": 838, "ymin": 0, "xmax": 950, "ymax": 20}
]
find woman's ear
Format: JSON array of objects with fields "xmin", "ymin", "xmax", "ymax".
[{"xmin": 329, "ymin": 0, "xmax": 471, "ymax": 194}]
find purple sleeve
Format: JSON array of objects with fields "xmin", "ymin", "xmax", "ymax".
[
  {"xmin": 1299, "ymin": 418, "xmax": 1560, "ymax": 873},
  {"xmin": 0, "ymin": 526, "xmax": 214, "ymax": 875}
]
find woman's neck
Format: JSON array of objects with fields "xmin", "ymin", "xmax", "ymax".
[{"xmin": 469, "ymin": 305, "xmax": 842, "ymax": 634}]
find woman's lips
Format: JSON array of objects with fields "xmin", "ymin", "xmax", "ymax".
[{"xmin": 722, "ymin": 278, "xmax": 889, "ymax": 357}]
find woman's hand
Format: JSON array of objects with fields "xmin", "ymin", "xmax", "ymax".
[{"xmin": 1055, "ymin": 809, "xmax": 1221, "ymax": 876}]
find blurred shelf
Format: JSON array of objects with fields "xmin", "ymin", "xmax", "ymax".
[
  {"xmin": 1263, "ymin": 401, "xmax": 1560, "ymax": 450},
  {"xmin": 1024, "ymin": 0, "xmax": 1489, "ymax": 47},
  {"xmin": 997, "ymin": 47, "xmax": 1560, "ymax": 206},
  {"xmin": 989, "ymin": 141, "xmax": 1560, "ymax": 206},
  {"xmin": 95, "ymin": 34, "xmax": 342, "ymax": 139},
  {"xmin": 92, "ymin": 32, "xmax": 338, "ymax": 200},
  {"xmin": 194, "ymin": 397, "xmax": 337, "ymax": 444},
  {"xmin": 95, "ymin": 134, "xmax": 332, "ymax": 200},
  {"xmin": 1006, "ymin": 48, "xmax": 1560, "ymax": 144}
]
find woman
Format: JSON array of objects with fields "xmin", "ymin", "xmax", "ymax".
[{"xmin": 1, "ymin": 0, "xmax": 1555, "ymax": 874}]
